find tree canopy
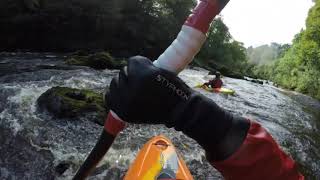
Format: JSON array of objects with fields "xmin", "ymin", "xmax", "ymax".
[
  {"xmin": 0, "ymin": 0, "xmax": 196, "ymax": 59},
  {"xmin": 195, "ymin": 18, "xmax": 249, "ymax": 78},
  {"xmin": 0, "ymin": 0, "xmax": 249, "ymax": 77},
  {"xmin": 250, "ymin": 0, "xmax": 320, "ymax": 99}
]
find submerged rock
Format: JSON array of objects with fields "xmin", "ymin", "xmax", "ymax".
[
  {"xmin": 66, "ymin": 52, "xmax": 127, "ymax": 70},
  {"xmin": 54, "ymin": 162, "xmax": 70, "ymax": 175},
  {"xmin": 249, "ymin": 79, "xmax": 264, "ymax": 85},
  {"xmin": 37, "ymin": 86, "xmax": 107, "ymax": 125},
  {"xmin": 244, "ymin": 77, "xmax": 265, "ymax": 85}
]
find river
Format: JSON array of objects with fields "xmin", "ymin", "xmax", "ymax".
[{"xmin": 0, "ymin": 53, "xmax": 319, "ymax": 179}]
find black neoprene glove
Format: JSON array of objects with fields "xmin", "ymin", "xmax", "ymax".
[{"xmin": 106, "ymin": 56, "xmax": 250, "ymax": 161}]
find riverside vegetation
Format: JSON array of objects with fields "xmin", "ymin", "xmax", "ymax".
[
  {"xmin": 0, "ymin": 0, "xmax": 319, "ymax": 99},
  {"xmin": 248, "ymin": 0, "xmax": 320, "ymax": 100}
]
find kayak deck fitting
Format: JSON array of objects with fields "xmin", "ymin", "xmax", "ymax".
[{"xmin": 124, "ymin": 135, "xmax": 193, "ymax": 180}]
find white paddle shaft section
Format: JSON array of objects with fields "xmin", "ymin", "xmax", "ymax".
[
  {"xmin": 153, "ymin": 25, "xmax": 206, "ymax": 74},
  {"xmin": 110, "ymin": 26, "xmax": 206, "ymax": 123},
  {"xmin": 107, "ymin": 0, "xmax": 229, "ymax": 127},
  {"xmin": 110, "ymin": 110, "xmax": 122, "ymax": 121}
]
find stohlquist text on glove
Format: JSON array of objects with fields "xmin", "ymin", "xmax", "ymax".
[{"xmin": 155, "ymin": 74, "xmax": 189, "ymax": 101}]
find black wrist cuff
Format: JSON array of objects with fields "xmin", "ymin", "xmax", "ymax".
[{"xmin": 205, "ymin": 116, "xmax": 250, "ymax": 162}]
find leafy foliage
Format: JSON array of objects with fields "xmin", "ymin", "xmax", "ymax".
[
  {"xmin": 0, "ymin": 0, "xmax": 250, "ymax": 77},
  {"xmin": 0, "ymin": 0, "xmax": 195, "ymax": 59},
  {"xmin": 251, "ymin": 0, "xmax": 320, "ymax": 100},
  {"xmin": 195, "ymin": 18, "xmax": 249, "ymax": 78}
]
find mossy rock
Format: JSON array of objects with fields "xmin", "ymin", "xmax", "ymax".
[
  {"xmin": 65, "ymin": 52, "xmax": 127, "ymax": 70},
  {"xmin": 37, "ymin": 87, "xmax": 108, "ymax": 125}
]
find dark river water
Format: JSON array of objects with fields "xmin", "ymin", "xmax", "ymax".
[{"xmin": 0, "ymin": 53, "xmax": 319, "ymax": 179}]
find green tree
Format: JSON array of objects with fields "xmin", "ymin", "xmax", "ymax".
[
  {"xmin": 269, "ymin": 0, "xmax": 320, "ymax": 99},
  {"xmin": 0, "ymin": 0, "xmax": 196, "ymax": 59},
  {"xmin": 196, "ymin": 18, "xmax": 249, "ymax": 77}
]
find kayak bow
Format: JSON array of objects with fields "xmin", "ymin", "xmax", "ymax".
[
  {"xmin": 73, "ymin": 0, "xmax": 232, "ymax": 179},
  {"xmin": 124, "ymin": 135, "xmax": 193, "ymax": 180}
]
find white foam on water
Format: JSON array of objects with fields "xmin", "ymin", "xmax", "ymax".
[
  {"xmin": 1, "ymin": 54, "xmax": 319, "ymax": 179},
  {"xmin": 99, "ymin": 147, "xmax": 137, "ymax": 167},
  {"xmin": 179, "ymin": 68, "xmax": 208, "ymax": 87},
  {"xmin": 0, "ymin": 83, "xmax": 53, "ymax": 134},
  {"xmin": 53, "ymin": 146, "xmax": 137, "ymax": 180},
  {"xmin": 62, "ymin": 73, "xmax": 112, "ymax": 90},
  {"xmin": 0, "ymin": 167, "xmax": 10, "ymax": 179},
  {"xmin": 7, "ymin": 84, "xmax": 51, "ymax": 117},
  {"xmin": 7, "ymin": 84, "xmax": 50, "ymax": 103},
  {"xmin": 0, "ymin": 109, "xmax": 22, "ymax": 135}
]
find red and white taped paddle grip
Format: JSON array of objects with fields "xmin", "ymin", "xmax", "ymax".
[{"xmin": 104, "ymin": 0, "xmax": 229, "ymax": 135}]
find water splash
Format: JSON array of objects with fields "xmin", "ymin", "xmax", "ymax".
[{"xmin": 0, "ymin": 53, "xmax": 319, "ymax": 179}]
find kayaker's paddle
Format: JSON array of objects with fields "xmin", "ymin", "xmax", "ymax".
[{"xmin": 73, "ymin": 1, "xmax": 230, "ymax": 179}]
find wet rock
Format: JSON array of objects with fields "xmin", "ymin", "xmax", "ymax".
[
  {"xmin": 55, "ymin": 162, "xmax": 70, "ymax": 175},
  {"xmin": 37, "ymin": 86, "xmax": 107, "ymax": 125},
  {"xmin": 208, "ymin": 70, "xmax": 217, "ymax": 75},
  {"xmin": 65, "ymin": 91, "xmax": 86, "ymax": 101},
  {"xmin": 250, "ymin": 79, "xmax": 264, "ymax": 84},
  {"xmin": 244, "ymin": 77, "xmax": 264, "ymax": 85},
  {"xmin": 66, "ymin": 52, "xmax": 127, "ymax": 70},
  {"xmin": 36, "ymin": 64, "xmax": 87, "ymax": 71}
]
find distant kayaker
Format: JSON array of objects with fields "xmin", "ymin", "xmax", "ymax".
[
  {"xmin": 75, "ymin": 0, "xmax": 304, "ymax": 179},
  {"xmin": 203, "ymin": 72, "xmax": 223, "ymax": 88},
  {"xmin": 105, "ymin": 57, "xmax": 303, "ymax": 180}
]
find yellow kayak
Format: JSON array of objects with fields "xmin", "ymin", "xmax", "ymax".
[
  {"xmin": 195, "ymin": 84, "xmax": 235, "ymax": 95},
  {"xmin": 124, "ymin": 135, "xmax": 193, "ymax": 180}
]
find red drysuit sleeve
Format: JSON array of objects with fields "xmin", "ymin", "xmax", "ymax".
[{"xmin": 210, "ymin": 120, "xmax": 304, "ymax": 180}]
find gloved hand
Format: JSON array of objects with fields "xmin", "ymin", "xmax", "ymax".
[{"xmin": 106, "ymin": 56, "xmax": 250, "ymax": 161}]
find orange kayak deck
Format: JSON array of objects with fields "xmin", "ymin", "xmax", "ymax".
[{"xmin": 124, "ymin": 135, "xmax": 193, "ymax": 180}]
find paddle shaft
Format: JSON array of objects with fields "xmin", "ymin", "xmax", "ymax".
[{"xmin": 73, "ymin": 1, "xmax": 230, "ymax": 179}]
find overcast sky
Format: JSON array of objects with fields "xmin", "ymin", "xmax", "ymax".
[{"xmin": 220, "ymin": 0, "xmax": 314, "ymax": 47}]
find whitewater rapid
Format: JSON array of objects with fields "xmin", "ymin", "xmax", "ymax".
[{"xmin": 0, "ymin": 53, "xmax": 319, "ymax": 179}]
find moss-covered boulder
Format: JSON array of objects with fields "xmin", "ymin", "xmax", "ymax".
[
  {"xmin": 65, "ymin": 52, "xmax": 127, "ymax": 70},
  {"xmin": 37, "ymin": 87, "xmax": 108, "ymax": 125}
]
